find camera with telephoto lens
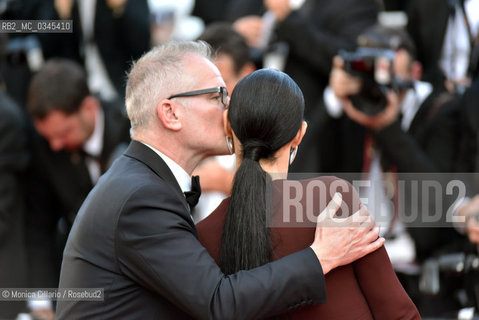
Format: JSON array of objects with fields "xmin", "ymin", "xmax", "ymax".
[{"xmin": 339, "ymin": 47, "xmax": 413, "ymax": 116}]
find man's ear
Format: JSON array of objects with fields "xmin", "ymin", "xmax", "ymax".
[
  {"xmin": 79, "ymin": 96, "xmax": 99, "ymax": 120},
  {"xmin": 223, "ymin": 109, "xmax": 233, "ymax": 136},
  {"xmin": 411, "ymin": 61, "xmax": 422, "ymax": 81},
  {"xmin": 157, "ymin": 99, "xmax": 182, "ymax": 131}
]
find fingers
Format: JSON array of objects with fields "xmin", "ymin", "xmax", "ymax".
[
  {"xmin": 318, "ymin": 198, "xmax": 376, "ymax": 230},
  {"xmin": 363, "ymin": 236, "xmax": 386, "ymax": 256},
  {"xmin": 327, "ymin": 192, "xmax": 343, "ymax": 218},
  {"xmin": 316, "ymin": 193, "xmax": 344, "ymax": 229},
  {"xmin": 383, "ymin": 90, "xmax": 400, "ymax": 115},
  {"xmin": 342, "ymin": 98, "xmax": 374, "ymax": 127},
  {"xmin": 386, "ymin": 89, "xmax": 399, "ymax": 104},
  {"xmin": 318, "ymin": 192, "xmax": 342, "ymax": 220},
  {"xmin": 333, "ymin": 55, "xmax": 344, "ymax": 68},
  {"xmin": 354, "ymin": 226, "xmax": 385, "ymax": 261},
  {"xmin": 467, "ymin": 217, "xmax": 479, "ymax": 244},
  {"xmin": 363, "ymin": 225, "xmax": 381, "ymax": 243},
  {"xmin": 348, "ymin": 205, "xmax": 374, "ymax": 226},
  {"xmin": 468, "ymin": 230, "xmax": 479, "ymax": 244}
]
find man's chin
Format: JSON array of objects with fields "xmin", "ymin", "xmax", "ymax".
[{"xmin": 213, "ymin": 146, "xmax": 231, "ymax": 157}]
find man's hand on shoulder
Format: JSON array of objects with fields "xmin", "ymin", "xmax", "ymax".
[{"xmin": 310, "ymin": 193, "xmax": 384, "ymax": 274}]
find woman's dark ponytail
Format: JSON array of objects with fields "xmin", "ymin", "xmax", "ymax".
[
  {"xmin": 220, "ymin": 152, "xmax": 272, "ymax": 274},
  {"xmin": 220, "ymin": 69, "xmax": 305, "ymax": 274}
]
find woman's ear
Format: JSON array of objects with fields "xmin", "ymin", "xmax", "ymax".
[
  {"xmin": 157, "ymin": 99, "xmax": 181, "ymax": 131},
  {"xmin": 223, "ymin": 109, "xmax": 233, "ymax": 136},
  {"xmin": 292, "ymin": 121, "xmax": 308, "ymax": 147}
]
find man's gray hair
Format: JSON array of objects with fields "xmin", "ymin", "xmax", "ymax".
[{"xmin": 125, "ymin": 40, "xmax": 212, "ymax": 134}]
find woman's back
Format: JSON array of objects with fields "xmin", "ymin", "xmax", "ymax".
[{"xmin": 197, "ymin": 176, "xmax": 420, "ymax": 319}]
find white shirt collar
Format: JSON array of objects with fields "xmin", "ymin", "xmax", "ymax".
[
  {"xmin": 440, "ymin": 0, "xmax": 479, "ymax": 81},
  {"xmin": 141, "ymin": 142, "xmax": 192, "ymax": 193},
  {"xmin": 399, "ymin": 80, "xmax": 433, "ymax": 131},
  {"xmin": 83, "ymin": 107, "xmax": 104, "ymax": 157}
]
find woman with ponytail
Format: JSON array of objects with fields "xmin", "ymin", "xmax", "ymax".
[{"xmin": 197, "ymin": 69, "xmax": 420, "ymax": 319}]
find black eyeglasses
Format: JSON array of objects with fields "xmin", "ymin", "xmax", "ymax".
[{"xmin": 168, "ymin": 86, "xmax": 229, "ymax": 108}]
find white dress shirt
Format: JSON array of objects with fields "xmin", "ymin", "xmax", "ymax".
[
  {"xmin": 83, "ymin": 107, "xmax": 104, "ymax": 184},
  {"xmin": 78, "ymin": 0, "xmax": 119, "ymax": 101},
  {"xmin": 440, "ymin": 0, "xmax": 479, "ymax": 83},
  {"xmin": 141, "ymin": 143, "xmax": 192, "ymax": 195}
]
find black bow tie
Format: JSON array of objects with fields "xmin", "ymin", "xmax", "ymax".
[{"xmin": 184, "ymin": 175, "xmax": 201, "ymax": 209}]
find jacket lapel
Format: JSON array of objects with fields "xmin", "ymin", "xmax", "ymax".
[{"xmin": 123, "ymin": 140, "xmax": 191, "ymax": 213}]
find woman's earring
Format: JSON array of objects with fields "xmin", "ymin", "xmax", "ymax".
[
  {"xmin": 289, "ymin": 146, "xmax": 298, "ymax": 165},
  {"xmin": 226, "ymin": 136, "xmax": 234, "ymax": 154}
]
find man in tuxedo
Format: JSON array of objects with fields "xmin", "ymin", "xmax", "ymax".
[
  {"xmin": 56, "ymin": 40, "xmax": 384, "ymax": 319},
  {"xmin": 407, "ymin": 0, "xmax": 479, "ymax": 93},
  {"xmin": 39, "ymin": 0, "xmax": 150, "ymax": 101},
  {"xmin": 26, "ymin": 59, "xmax": 131, "ymax": 288}
]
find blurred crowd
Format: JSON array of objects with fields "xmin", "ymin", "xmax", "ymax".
[{"xmin": 1, "ymin": 0, "xmax": 479, "ymax": 319}]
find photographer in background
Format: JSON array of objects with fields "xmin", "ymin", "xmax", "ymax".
[
  {"xmin": 322, "ymin": 25, "xmax": 457, "ymax": 174},
  {"xmin": 318, "ymin": 24, "xmax": 461, "ymax": 315}
]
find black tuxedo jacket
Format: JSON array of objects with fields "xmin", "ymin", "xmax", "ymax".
[
  {"xmin": 274, "ymin": 0, "xmax": 380, "ymax": 119},
  {"xmin": 56, "ymin": 140, "xmax": 326, "ymax": 319},
  {"xmin": 224, "ymin": 0, "xmax": 378, "ymax": 174},
  {"xmin": 217, "ymin": 0, "xmax": 379, "ymax": 119},
  {"xmin": 39, "ymin": 0, "xmax": 150, "ymax": 97},
  {"xmin": 26, "ymin": 100, "xmax": 131, "ymax": 287},
  {"xmin": 0, "ymin": 93, "xmax": 29, "ymax": 318},
  {"xmin": 456, "ymin": 79, "xmax": 479, "ymax": 173},
  {"xmin": 406, "ymin": 0, "xmax": 451, "ymax": 89}
]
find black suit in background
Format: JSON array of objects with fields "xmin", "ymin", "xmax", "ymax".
[
  {"xmin": 406, "ymin": 0, "xmax": 479, "ymax": 89},
  {"xmin": 383, "ymin": 0, "xmax": 411, "ymax": 11},
  {"xmin": 272, "ymin": 0, "xmax": 380, "ymax": 119},
  {"xmin": 456, "ymin": 80, "xmax": 479, "ymax": 174},
  {"xmin": 221, "ymin": 0, "xmax": 379, "ymax": 119},
  {"xmin": 39, "ymin": 0, "xmax": 150, "ymax": 98},
  {"xmin": 56, "ymin": 140, "xmax": 326, "ymax": 319},
  {"xmin": 0, "ymin": 93, "xmax": 29, "ymax": 318},
  {"xmin": 26, "ymin": 100, "xmax": 130, "ymax": 288},
  {"xmin": 453, "ymin": 79, "xmax": 479, "ymax": 313},
  {"xmin": 219, "ymin": 0, "xmax": 379, "ymax": 174},
  {"xmin": 406, "ymin": 0, "xmax": 451, "ymax": 90},
  {"xmin": 193, "ymin": 0, "xmax": 265, "ymax": 26}
]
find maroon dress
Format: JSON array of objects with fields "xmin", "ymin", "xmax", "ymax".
[{"xmin": 197, "ymin": 176, "xmax": 420, "ymax": 319}]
